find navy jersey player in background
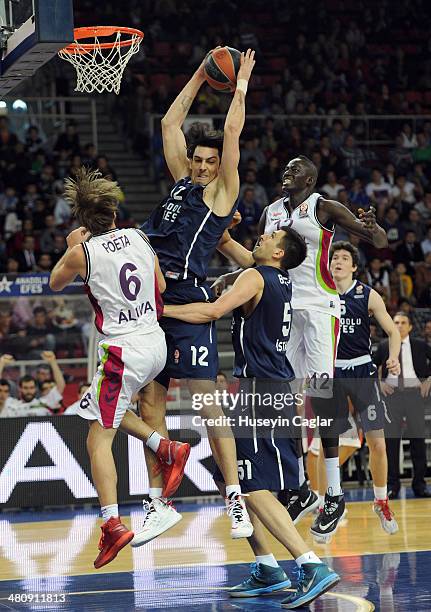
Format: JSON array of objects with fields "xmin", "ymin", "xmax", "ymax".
[
  {"xmin": 314, "ymin": 241, "xmax": 400, "ymax": 539},
  {"xmin": 132, "ymin": 50, "xmax": 256, "ymax": 546},
  {"xmin": 164, "ymin": 227, "xmax": 341, "ymax": 610}
]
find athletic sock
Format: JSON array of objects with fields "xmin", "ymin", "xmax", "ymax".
[
  {"xmin": 225, "ymin": 484, "xmax": 242, "ymax": 498},
  {"xmin": 255, "ymin": 554, "xmax": 279, "ymax": 569},
  {"xmin": 146, "ymin": 431, "xmax": 163, "ymax": 453},
  {"xmin": 298, "ymin": 456, "xmax": 306, "ymax": 486},
  {"xmin": 148, "ymin": 488, "xmax": 164, "ymax": 500},
  {"xmin": 374, "ymin": 485, "xmax": 387, "ymax": 501},
  {"xmin": 295, "ymin": 551, "xmax": 321, "ymax": 567},
  {"xmin": 318, "ymin": 494, "xmax": 325, "ymax": 509},
  {"xmin": 325, "ymin": 457, "xmax": 342, "ymax": 496},
  {"xmin": 101, "ymin": 504, "xmax": 119, "ymax": 521}
]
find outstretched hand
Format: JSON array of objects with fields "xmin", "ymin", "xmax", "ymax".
[
  {"xmin": 237, "ymin": 49, "xmax": 256, "ymax": 82},
  {"xmin": 358, "ymin": 207, "xmax": 378, "ymax": 231}
]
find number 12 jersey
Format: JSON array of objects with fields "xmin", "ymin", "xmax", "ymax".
[{"xmin": 82, "ymin": 227, "xmax": 163, "ymax": 338}]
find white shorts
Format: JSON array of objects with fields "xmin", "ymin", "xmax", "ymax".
[
  {"xmin": 77, "ymin": 327, "xmax": 166, "ymax": 429},
  {"xmin": 308, "ymin": 419, "xmax": 361, "ymax": 456},
  {"xmin": 288, "ymin": 309, "xmax": 339, "ymax": 398}
]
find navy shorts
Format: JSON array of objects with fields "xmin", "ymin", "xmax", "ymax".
[
  {"xmin": 334, "ymin": 362, "xmax": 390, "ymax": 433},
  {"xmin": 156, "ymin": 278, "xmax": 218, "ymax": 389},
  {"xmin": 213, "ymin": 378, "xmax": 300, "ymax": 493}
]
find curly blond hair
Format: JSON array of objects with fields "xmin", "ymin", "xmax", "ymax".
[{"xmin": 64, "ymin": 167, "xmax": 122, "ymax": 235}]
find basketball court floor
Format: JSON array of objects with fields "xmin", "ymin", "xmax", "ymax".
[{"xmin": 1, "ymin": 488, "xmax": 431, "ymax": 611}]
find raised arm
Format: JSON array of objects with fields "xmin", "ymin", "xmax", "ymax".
[
  {"xmin": 215, "ymin": 49, "xmax": 256, "ymax": 215},
  {"xmin": 41, "ymin": 351, "xmax": 66, "ymax": 394},
  {"xmin": 319, "ymin": 199, "xmax": 388, "ymax": 248},
  {"xmin": 50, "ymin": 227, "xmax": 89, "ymax": 292},
  {"xmin": 164, "ymin": 268, "xmax": 263, "ymax": 323},
  {"xmin": 369, "ymin": 289, "xmax": 400, "ymax": 374},
  {"xmin": 161, "ymin": 60, "xmax": 207, "ymax": 181}
]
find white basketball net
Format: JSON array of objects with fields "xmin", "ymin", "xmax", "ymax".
[{"xmin": 58, "ymin": 30, "xmax": 142, "ymax": 95}]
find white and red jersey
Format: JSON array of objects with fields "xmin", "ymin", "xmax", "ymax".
[
  {"xmin": 264, "ymin": 192, "xmax": 340, "ymax": 317},
  {"xmin": 82, "ymin": 228, "xmax": 163, "ymax": 338}
]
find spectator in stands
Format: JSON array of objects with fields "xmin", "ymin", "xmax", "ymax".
[
  {"xmin": 382, "ymin": 207, "xmax": 404, "ymax": 251},
  {"xmin": 55, "ymin": 121, "xmax": 80, "ymax": 155},
  {"xmin": 15, "ymin": 235, "xmax": 38, "ymax": 272},
  {"xmin": 348, "ymin": 178, "xmax": 369, "ymax": 211},
  {"xmin": 366, "ymin": 257, "xmax": 391, "ymax": 301},
  {"xmin": 39, "ymin": 214, "xmax": 58, "ymax": 253},
  {"xmin": 389, "ymin": 136, "xmax": 413, "ymax": 172},
  {"xmin": 96, "ymin": 155, "xmax": 117, "ymax": 181},
  {"xmin": 424, "ymin": 321, "xmax": 431, "ymax": 346},
  {"xmin": 366, "ymin": 169, "xmax": 393, "ymax": 208},
  {"xmin": 329, "ymin": 119, "xmax": 347, "ymax": 152},
  {"xmin": 413, "ymin": 132, "xmax": 431, "ymax": 164},
  {"xmin": 5, "ymin": 257, "xmax": 19, "ymax": 274},
  {"xmin": 25, "ymin": 125, "xmax": 45, "ymax": 155},
  {"xmin": 321, "ymin": 171, "xmax": 344, "ymax": 200},
  {"xmin": 51, "ymin": 233, "xmax": 67, "ymax": 265},
  {"xmin": 404, "ymin": 208, "xmax": 426, "ymax": 242},
  {"xmin": 421, "ymin": 227, "xmax": 431, "ymax": 256},
  {"xmin": 27, "ymin": 306, "xmax": 56, "ymax": 358},
  {"xmin": 339, "ymin": 134, "xmax": 365, "ymax": 179},
  {"xmin": 391, "ymin": 262, "xmax": 414, "ymax": 302},
  {"xmin": 392, "ymin": 174, "xmax": 416, "ymax": 207},
  {"xmin": 239, "ymin": 169, "xmax": 267, "ymax": 208},
  {"xmin": 415, "ymin": 190, "xmax": 431, "ymax": 225},
  {"xmin": 399, "ymin": 123, "xmax": 417, "ymax": 149},
  {"xmin": 395, "ymin": 230, "xmax": 425, "ymax": 276},
  {"xmin": 36, "ymin": 253, "xmax": 53, "ymax": 272},
  {"xmin": 415, "ymin": 252, "xmax": 431, "ymax": 301},
  {"xmin": 63, "ymin": 382, "xmax": 91, "ymax": 415},
  {"xmin": 53, "ymin": 182, "xmax": 72, "ymax": 227},
  {"xmin": 14, "ymin": 352, "xmax": 65, "ymax": 416},
  {"xmin": 241, "ymin": 138, "xmax": 266, "ymax": 171},
  {"xmin": 376, "ymin": 312, "xmax": 431, "ymax": 499}
]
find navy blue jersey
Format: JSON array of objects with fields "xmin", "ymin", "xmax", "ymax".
[
  {"xmin": 141, "ymin": 177, "xmax": 236, "ymax": 282},
  {"xmin": 232, "ymin": 266, "xmax": 294, "ymax": 380},
  {"xmin": 337, "ymin": 280, "xmax": 372, "ymax": 360}
]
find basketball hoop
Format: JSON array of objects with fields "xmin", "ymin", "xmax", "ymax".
[{"xmin": 58, "ymin": 26, "xmax": 144, "ymax": 95}]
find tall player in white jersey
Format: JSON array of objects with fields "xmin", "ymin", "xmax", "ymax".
[
  {"xmin": 49, "ymin": 168, "xmax": 191, "ymax": 570},
  {"xmin": 214, "ymin": 155, "xmax": 388, "ymax": 544}
]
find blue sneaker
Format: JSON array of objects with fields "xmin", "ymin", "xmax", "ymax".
[
  {"xmin": 281, "ymin": 562, "xmax": 340, "ymax": 608},
  {"xmin": 229, "ymin": 562, "xmax": 291, "ymax": 597}
]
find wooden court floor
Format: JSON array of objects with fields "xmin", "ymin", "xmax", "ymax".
[{"xmin": 1, "ymin": 492, "xmax": 431, "ymax": 610}]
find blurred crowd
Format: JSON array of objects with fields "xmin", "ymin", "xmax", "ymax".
[{"xmin": 0, "ymin": 118, "xmax": 132, "ymax": 274}]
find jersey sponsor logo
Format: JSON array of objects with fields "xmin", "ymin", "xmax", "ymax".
[
  {"xmin": 118, "ymin": 301, "xmax": 154, "ymax": 324},
  {"xmin": 276, "ymin": 339, "xmax": 289, "ymax": 352},
  {"xmin": 166, "ymin": 271, "xmax": 180, "ymax": 280},
  {"xmin": 272, "ymin": 211, "xmax": 282, "ymax": 217},
  {"xmin": 354, "ymin": 294, "xmax": 365, "ymax": 299},
  {"xmin": 356, "ymin": 284, "xmax": 364, "ymax": 293},
  {"xmin": 174, "ymin": 349, "xmax": 180, "ymax": 364},
  {"xmin": 298, "ymin": 202, "xmax": 309, "ymax": 217},
  {"xmin": 101, "ymin": 234, "xmax": 131, "ymax": 253},
  {"xmin": 340, "ymin": 316, "xmax": 362, "ymax": 334},
  {"xmin": 162, "ymin": 201, "xmax": 182, "ymax": 223}
]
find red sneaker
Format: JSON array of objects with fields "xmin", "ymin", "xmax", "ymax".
[
  {"xmin": 94, "ymin": 517, "xmax": 134, "ymax": 569},
  {"xmin": 155, "ymin": 439, "xmax": 191, "ymax": 498}
]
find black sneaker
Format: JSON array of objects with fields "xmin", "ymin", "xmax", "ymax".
[
  {"xmin": 310, "ymin": 488, "xmax": 346, "ymax": 541},
  {"xmin": 283, "ymin": 482, "xmax": 319, "ymax": 524}
]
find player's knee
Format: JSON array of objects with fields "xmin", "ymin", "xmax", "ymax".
[{"xmin": 368, "ymin": 434, "xmax": 386, "ymax": 455}]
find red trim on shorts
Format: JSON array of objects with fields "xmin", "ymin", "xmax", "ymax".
[
  {"xmin": 154, "ymin": 273, "xmax": 164, "ymax": 320},
  {"xmin": 320, "ymin": 230, "xmax": 337, "ymax": 292},
  {"xmin": 85, "ymin": 286, "xmax": 104, "ymax": 334},
  {"xmin": 99, "ymin": 345, "xmax": 124, "ymax": 428}
]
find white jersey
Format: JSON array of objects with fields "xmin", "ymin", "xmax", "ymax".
[
  {"xmin": 82, "ymin": 227, "xmax": 162, "ymax": 338},
  {"xmin": 265, "ymin": 192, "xmax": 340, "ymax": 317}
]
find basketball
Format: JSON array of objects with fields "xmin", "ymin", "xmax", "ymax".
[{"xmin": 204, "ymin": 46, "xmax": 241, "ymax": 92}]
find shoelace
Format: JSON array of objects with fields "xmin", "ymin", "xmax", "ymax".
[
  {"xmin": 376, "ymin": 499, "xmax": 394, "ymax": 521},
  {"xmin": 227, "ymin": 495, "xmax": 248, "ymax": 523},
  {"xmin": 323, "ymin": 498, "xmax": 338, "ymax": 517},
  {"xmin": 292, "ymin": 565, "xmax": 306, "ymax": 590}
]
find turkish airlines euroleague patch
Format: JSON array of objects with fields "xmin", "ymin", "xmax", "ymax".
[{"xmin": 299, "ymin": 202, "xmax": 309, "ymax": 217}]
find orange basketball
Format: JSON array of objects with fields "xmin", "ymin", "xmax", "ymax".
[{"xmin": 204, "ymin": 46, "xmax": 241, "ymax": 92}]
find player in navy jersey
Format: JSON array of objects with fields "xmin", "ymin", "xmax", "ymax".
[
  {"xmin": 313, "ymin": 240, "xmax": 400, "ymax": 538},
  {"xmin": 133, "ymin": 50, "xmax": 256, "ymax": 545},
  {"xmin": 163, "ymin": 227, "xmax": 340, "ymax": 610}
]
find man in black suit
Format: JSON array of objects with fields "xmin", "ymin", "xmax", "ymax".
[
  {"xmin": 374, "ymin": 312, "xmax": 431, "ymax": 498},
  {"xmin": 394, "ymin": 230, "xmax": 424, "ymax": 276}
]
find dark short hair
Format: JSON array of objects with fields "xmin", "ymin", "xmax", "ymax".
[
  {"xmin": 186, "ymin": 123, "xmax": 223, "ymax": 159},
  {"xmin": 19, "ymin": 374, "xmax": 36, "ymax": 386},
  {"xmin": 394, "ymin": 311, "xmax": 412, "ymax": 324},
  {"xmin": 329, "ymin": 241, "xmax": 360, "ymax": 268},
  {"xmin": 0, "ymin": 379, "xmax": 10, "ymax": 388},
  {"xmin": 33, "ymin": 306, "xmax": 47, "ymax": 315},
  {"xmin": 278, "ymin": 226, "xmax": 307, "ymax": 270},
  {"xmin": 216, "ymin": 371, "xmax": 228, "ymax": 381}
]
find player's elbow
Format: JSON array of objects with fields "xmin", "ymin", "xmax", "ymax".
[
  {"xmin": 49, "ymin": 275, "xmax": 63, "ymax": 292},
  {"xmin": 210, "ymin": 305, "xmax": 225, "ymax": 320}
]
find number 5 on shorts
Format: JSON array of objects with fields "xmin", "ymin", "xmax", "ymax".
[{"xmin": 238, "ymin": 459, "xmax": 252, "ymax": 480}]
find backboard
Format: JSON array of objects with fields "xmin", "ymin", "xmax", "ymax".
[{"xmin": 0, "ymin": 0, "xmax": 74, "ymax": 95}]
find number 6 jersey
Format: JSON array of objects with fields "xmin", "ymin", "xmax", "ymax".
[{"xmin": 82, "ymin": 227, "xmax": 163, "ymax": 337}]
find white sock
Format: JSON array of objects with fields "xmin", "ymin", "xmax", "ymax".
[
  {"xmin": 148, "ymin": 488, "xmax": 163, "ymax": 500},
  {"xmin": 374, "ymin": 485, "xmax": 387, "ymax": 501},
  {"xmin": 225, "ymin": 484, "xmax": 241, "ymax": 498},
  {"xmin": 146, "ymin": 431, "xmax": 163, "ymax": 453},
  {"xmin": 325, "ymin": 457, "xmax": 342, "ymax": 495},
  {"xmin": 101, "ymin": 504, "xmax": 118, "ymax": 521},
  {"xmin": 318, "ymin": 494, "xmax": 325, "ymax": 509},
  {"xmin": 296, "ymin": 551, "xmax": 321, "ymax": 567},
  {"xmin": 298, "ymin": 456, "xmax": 306, "ymax": 486},
  {"xmin": 256, "ymin": 554, "xmax": 279, "ymax": 568}
]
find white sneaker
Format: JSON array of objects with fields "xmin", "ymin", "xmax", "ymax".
[
  {"xmin": 373, "ymin": 498, "xmax": 399, "ymax": 535},
  {"xmin": 131, "ymin": 498, "xmax": 182, "ymax": 547},
  {"xmin": 226, "ymin": 494, "xmax": 254, "ymax": 539}
]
